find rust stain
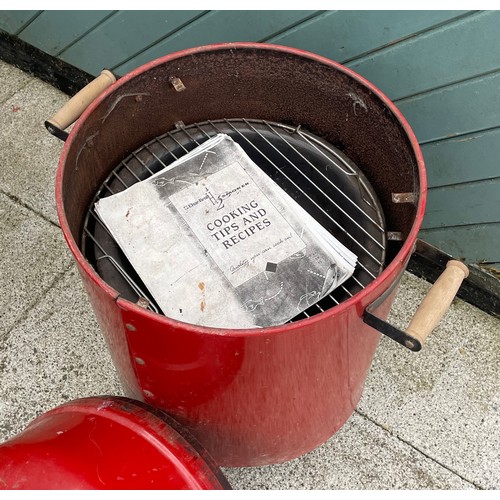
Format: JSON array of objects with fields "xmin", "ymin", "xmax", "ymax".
[{"xmin": 199, "ymin": 282, "xmax": 206, "ymax": 311}]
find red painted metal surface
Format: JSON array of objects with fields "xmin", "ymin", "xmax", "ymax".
[
  {"xmin": 54, "ymin": 43, "xmax": 427, "ymax": 466},
  {"xmin": 0, "ymin": 397, "xmax": 229, "ymax": 489},
  {"xmin": 114, "ymin": 252, "xmax": 410, "ymax": 466}
]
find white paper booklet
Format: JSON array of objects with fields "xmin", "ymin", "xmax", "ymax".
[{"xmin": 95, "ymin": 134, "xmax": 357, "ymax": 329}]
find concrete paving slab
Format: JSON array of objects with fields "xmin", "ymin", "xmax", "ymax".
[
  {"xmin": 0, "ymin": 59, "xmax": 32, "ymax": 103},
  {"xmin": 223, "ymin": 412, "xmax": 474, "ymax": 489},
  {"xmin": 0, "ymin": 76, "xmax": 68, "ymax": 225},
  {"xmin": 0, "ymin": 269, "xmax": 475, "ymax": 491},
  {"xmin": 0, "ymin": 266, "xmax": 123, "ymax": 440},
  {"xmin": 0, "ymin": 192, "xmax": 72, "ymax": 334},
  {"xmin": 358, "ymin": 272, "xmax": 500, "ymax": 489}
]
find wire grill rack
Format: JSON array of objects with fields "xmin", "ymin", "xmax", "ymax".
[{"xmin": 82, "ymin": 119, "xmax": 387, "ymax": 321}]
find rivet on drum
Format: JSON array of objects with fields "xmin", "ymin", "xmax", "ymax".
[
  {"xmin": 169, "ymin": 76, "xmax": 186, "ymax": 92},
  {"xmin": 404, "ymin": 339, "xmax": 416, "ymax": 350},
  {"xmin": 135, "ymin": 357, "xmax": 146, "ymax": 365},
  {"xmin": 125, "ymin": 323, "xmax": 136, "ymax": 331}
]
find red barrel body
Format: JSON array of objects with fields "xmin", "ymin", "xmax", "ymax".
[{"xmin": 55, "ymin": 43, "xmax": 427, "ymax": 466}]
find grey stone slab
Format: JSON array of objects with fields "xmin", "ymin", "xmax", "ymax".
[
  {"xmin": 223, "ymin": 412, "xmax": 474, "ymax": 489},
  {"xmin": 0, "ymin": 73, "xmax": 68, "ymax": 224},
  {"xmin": 0, "ymin": 59, "xmax": 33, "ymax": 103},
  {"xmin": 0, "ymin": 192, "xmax": 72, "ymax": 334},
  {"xmin": 358, "ymin": 272, "xmax": 500, "ymax": 489},
  {"xmin": 0, "ymin": 267, "xmax": 123, "ymax": 441}
]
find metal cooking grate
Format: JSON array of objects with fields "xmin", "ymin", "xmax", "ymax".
[{"xmin": 82, "ymin": 118, "xmax": 387, "ymax": 322}]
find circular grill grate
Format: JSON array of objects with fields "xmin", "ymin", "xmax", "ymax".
[{"xmin": 82, "ymin": 119, "xmax": 387, "ymax": 321}]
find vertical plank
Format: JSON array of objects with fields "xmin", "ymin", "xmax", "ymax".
[
  {"xmin": 421, "ymin": 128, "xmax": 500, "ymax": 188},
  {"xmin": 0, "ymin": 11, "xmax": 41, "ymax": 34},
  {"xmin": 17, "ymin": 11, "xmax": 114, "ymax": 56},
  {"xmin": 59, "ymin": 11, "xmax": 206, "ymax": 76},
  {"xmin": 348, "ymin": 11, "xmax": 500, "ymax": 100},
  {"xmin": 114, "ymin": 10, "xmax": 318, "ymax": 75},
  {"xmin": 268, "ymin": 10, "xmax": 468, "ymax": 63}
]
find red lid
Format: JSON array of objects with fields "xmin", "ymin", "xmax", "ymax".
[{"xmin": 0, "ymin": 396, "xmax": 230, "ymax": 490}]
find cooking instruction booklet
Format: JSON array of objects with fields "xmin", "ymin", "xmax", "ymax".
[{"xmin": 95, "ymin": 133, "xmax": 357, "ymax": 329}]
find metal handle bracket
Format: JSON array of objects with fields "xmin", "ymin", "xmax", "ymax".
[
  {"xmin": 364, "ymin": 259, "xmax": 469, "ymax": 352},
  {"xmin": 363, "ymin": 272, "xmax": 422, "ymax": 351},
  {"xmin": 364, "ymin": 308, "xmax": 422, "ymax": 351},
  {"xmin": 45, "ymin": 69, "xmax": 117, "ymax": 142}
]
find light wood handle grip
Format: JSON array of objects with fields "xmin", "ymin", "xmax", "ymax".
[
  {"xmin": 406, "ymin": 260, "xmax": 469, "ymax": 346},
  {"xmin": 46, "ymin": 69, "xmax": 116, "ymax": 130}
]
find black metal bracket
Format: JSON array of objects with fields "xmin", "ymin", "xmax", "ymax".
[
  {"xmin": 362, "ymin": 271, "xmax": 422, "ymax": 352},
  {"xmin": 44, "ymin": 121, "xmax": 68, "ymax": 142},
  {"xmin": 363, "ymin": 309, "xmax": 421, "ymax": 352}
]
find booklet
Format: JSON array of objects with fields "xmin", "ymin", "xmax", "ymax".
[{"xmin": 95, "ymin": 134, "xmax": 357, "ymax": 329}]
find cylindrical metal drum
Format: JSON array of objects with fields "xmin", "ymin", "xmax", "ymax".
[{"xmin": 54, "ymin": 43, "xmax": 427, "ymax": 466}]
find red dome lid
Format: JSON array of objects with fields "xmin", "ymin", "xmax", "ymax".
[{"xmin": 0, "ymin": 396, "xmax": 230, "ymax": 490}]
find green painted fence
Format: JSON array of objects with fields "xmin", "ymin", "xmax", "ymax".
[{"xmin": 1, "ymin": 10, "xmax": 498, "ymax": 267}]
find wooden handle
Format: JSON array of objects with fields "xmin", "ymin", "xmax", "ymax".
[
  {"xmin": 46, "ymin": 69, "xmax": 116, "ymax": 130},
  {"xmin": 406, "ymin": 260, "xmax": 469, "ymax": 346}
]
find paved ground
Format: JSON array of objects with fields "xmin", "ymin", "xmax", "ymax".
[{"xmin": 0, "ymin": 60, "xmax": 499, "ymax": 489}]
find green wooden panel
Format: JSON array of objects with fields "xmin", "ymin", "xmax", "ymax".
[
  {"xmin": 17, "ymin": 11, "xmax": 114, "ymax": 56},
  {"xmin": 348, "ymin": 11, "xmax": 500, "ymax": 100},
  {"xmin": 396, "ymin": 71, "xmax": 500, "ymax": 143},
  {"xmin": 419, "ymin": 223, "xmax": 500, "ymax": 264},
  {"xmin": 268, "ymin": 10, "xmax": 468, "ymax": 63},
  {"xmin": 0, "ymin": 10, "xmax": 40, "ymax": 34},
  {"xmin": 114, "ymin": 10, "xmax": 318, "ymax": 75},
  {"xmin": 60, "ymin": 10, "xmax": 205, "ymax": 76},
  {"xmin": 422, "ymin": 178, "xmax": 500, "ymax": 230},
  {"xmin": 421, "ymin": 128, "xmax": 500, "ymax": 188}
]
